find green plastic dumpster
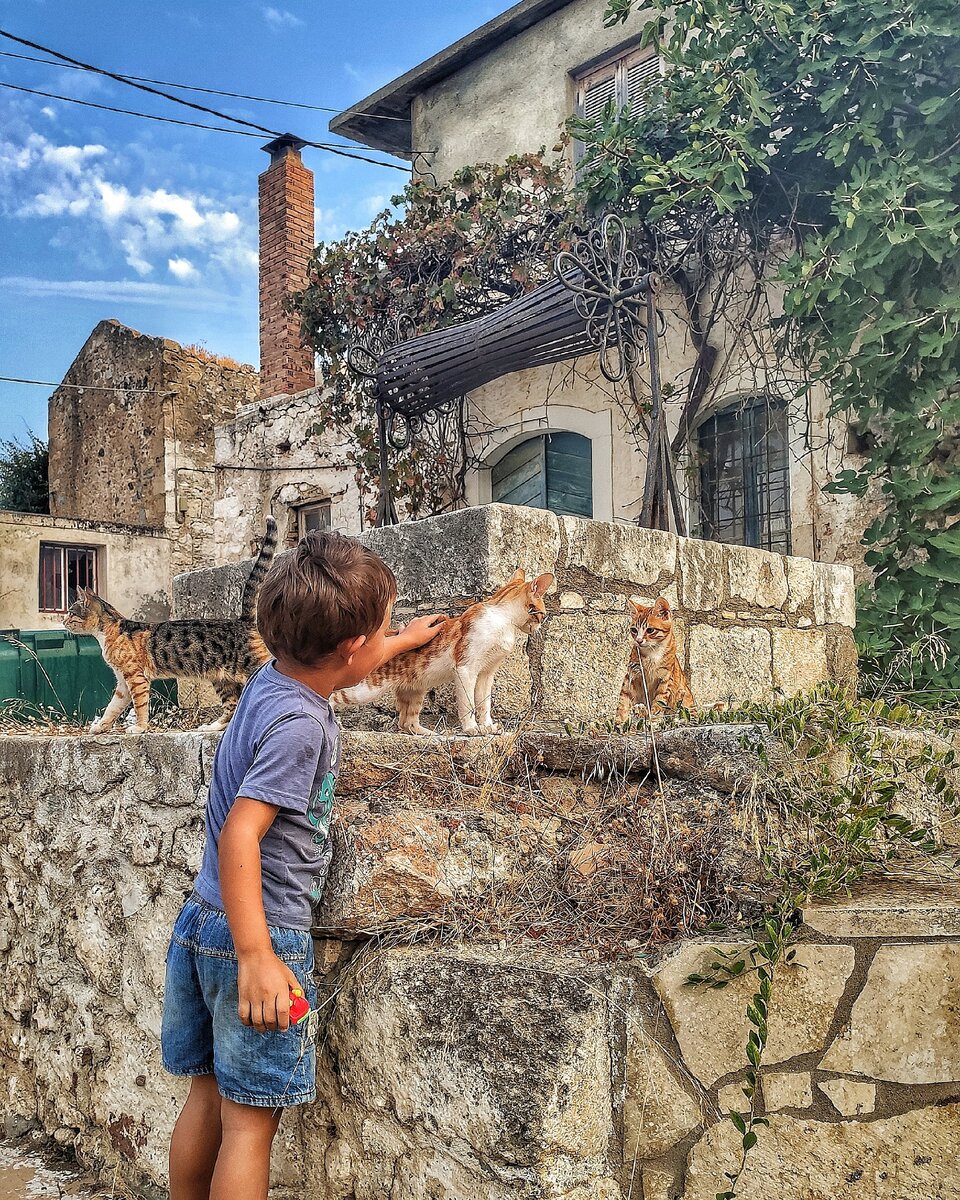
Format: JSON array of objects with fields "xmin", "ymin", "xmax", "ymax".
[{"xmin": 0, "ymin": 629, "xmax": 177, "ymax": 724}]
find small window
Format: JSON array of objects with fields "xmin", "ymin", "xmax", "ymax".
[
  {"xmin": 296, "ymin": 501, "xmax": 332, "ymax": 539},
  {"xmin": 492, "ymin": 432, "xmax": 593, "ymax": 519},
  {"xmin": 575, "ymin": 47, "xmax": 661, "ymax": 129},
  {"xmin": 39, "ymin": 543, "xmax": 98, "ymax": 613},
  {"xmin": 696, "ymin": 397, "xmax": 791, "ymax": 554}
]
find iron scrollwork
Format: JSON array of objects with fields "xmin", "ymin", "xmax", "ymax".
[{"xmin": 554, "ymin": 213, "xmax": 666, "ymax": 384}]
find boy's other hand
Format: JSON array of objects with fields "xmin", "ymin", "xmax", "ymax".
[{"xmin": 237, "ymin": 950, "xmax": 302, "ymax": 1033}]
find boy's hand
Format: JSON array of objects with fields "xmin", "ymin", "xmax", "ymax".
[
  {"xmin": 237, "ymin": 950, "xmax": 303, "ymax": 1034},
  {"xmin": 387, "ymin": 614, "xmax": 448, "ymax": 655}
]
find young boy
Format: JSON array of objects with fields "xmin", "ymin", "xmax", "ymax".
[{"xmin": 161, "ymin": 531, "xmax": 444, "ymax": 1200}]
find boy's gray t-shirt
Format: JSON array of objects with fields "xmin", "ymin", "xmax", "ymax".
[{"xmin": 194, "ymin": 662, "xmax": 340, "ymax": 931}]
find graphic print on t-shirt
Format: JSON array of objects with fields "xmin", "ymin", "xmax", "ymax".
[{"xmin": 307, "ymin": 734, "xmax": 339, "ymax": 902}]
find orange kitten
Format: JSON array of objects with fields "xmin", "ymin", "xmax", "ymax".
[
  {"xmin": 616, "ymin": 595, "xmax": 695, "ymax": 722},
  {"xmin": 333, "ymin": 569, "xmax": 554, "ymax": 736}
]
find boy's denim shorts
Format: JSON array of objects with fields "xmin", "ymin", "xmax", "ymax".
[{"xmin": 161, "ymin": 893, "xmax": 317, "ymax": 1108}]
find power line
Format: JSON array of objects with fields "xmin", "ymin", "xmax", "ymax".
[
  {"xmin": 0, "ymin": 81, "xmax": 409, "ymax": 169},
  {"xmin": 0, "ymin": 27, "xmax": 278, "ymax": 135},
  {"xmin": 0, "ymin": 375, "xmax": 176, "ymax": 392},
  {"xmin": 0, "ymin": 48, "xmax": 408, "ymax": 122},
  {"xmin": 0, "ymin": 28, "xmax": 411, "ymax": 168}
]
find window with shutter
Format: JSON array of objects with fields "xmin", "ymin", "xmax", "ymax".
[
  {"xmin": 625, "ymin": 54, "xmax": 661, "ymax": 116},
  {"xmin": 491, "ymin": 433, "xmax": 593, "ymax": 519},
  {"xmin": 575, "ymin": 48, "xmax": 660, "ymax": 126}
]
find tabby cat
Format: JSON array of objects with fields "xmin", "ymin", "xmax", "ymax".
[
  {"xmin": 63, "ymin": 518, "xmax": 278, "ymax": 734},
  {"xmin": 332, "ymin": 568, "xmax": 555, "ymax": 736},
  {"xmin": 615, "ymin": 595, "xmax": 696, "ymax": 722}
]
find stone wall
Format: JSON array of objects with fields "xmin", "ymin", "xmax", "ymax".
[
  {"xmin": 213, "ymin": 387, "xmax": 361, "ymax": 561},
  {"xmin": 0, "ymin": 510, "xmax": 172, "ymax": 629},
  {"xmin": 0, "ymin": 728, "xmax": 958, "ymax": 1200},
  {"xmin": 177, "ymin": 505, "xmax": 857, "ymax": 723},
  {"xmin": 47, "ymin": 319, "xmax": 259, "ymax": 577}
]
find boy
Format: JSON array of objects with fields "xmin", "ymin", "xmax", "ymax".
[{"xmin": 161, "ymin": 531, "xmax": 444, "ymax": 1200}]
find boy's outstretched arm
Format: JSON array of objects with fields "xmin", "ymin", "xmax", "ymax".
[
  {"xmin": 380, "ymin": 613, "xmax": 447, "ymax": 663},
  {"xmin": 219, "ymin": 797, "xmax": 301, "ymax": 1033}
]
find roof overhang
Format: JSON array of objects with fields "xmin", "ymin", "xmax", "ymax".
[{"xmin": 329, "ymin": 0, "xmax": 578, "ymax": 158}]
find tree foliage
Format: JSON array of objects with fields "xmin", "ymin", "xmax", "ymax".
[
  {"xmin": 0, "ymin": 430, "xmax": 48, "ymax": 514},
  {"xmin": 292, "ymin": 153, "xmax": 577, "ymax": 522},
  {"xmin": 578, "ymin": 0, "xmax": 960, "ymax": 694}
]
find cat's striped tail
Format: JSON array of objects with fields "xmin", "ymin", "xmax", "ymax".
[{"xmin": 240, "ymin": 516, "xmax": 279, "ymax": 625}]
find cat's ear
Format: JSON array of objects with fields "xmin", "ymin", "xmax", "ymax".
[
  {"xmin": 654, "ymin": 596, "xmax": 672, "ymax": 618},
  {"xmin": 532, "ymin": 573, "xmax": 554, "ymax": 597},
  {"xmin": 508, "ymin": 569, "xmax": 525, "ymax": 584},
  {"xmin": 627, "ymin": 595, "xmax": 644, "ymax": 613}
]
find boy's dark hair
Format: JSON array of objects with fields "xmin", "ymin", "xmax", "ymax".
[{"xmin": 256, "ymin": 530, "xmax": 396, "ymax": 665}]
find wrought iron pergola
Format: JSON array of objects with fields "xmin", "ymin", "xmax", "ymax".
[{"xmin": 348, "ymin": 214, "xmax": 685, "ymax": 532}]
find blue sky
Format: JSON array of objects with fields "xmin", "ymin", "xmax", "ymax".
[{"xmin": 0, "ymin": 0, "xmax": 504, "ymax": 443}]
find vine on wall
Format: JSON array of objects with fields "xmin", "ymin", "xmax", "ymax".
[
  {"xmin": 577, "ymin": 0, "xmax": 960, "ymax": 695},
  {"xmin": 291, "ymin": 153, "xmax": 577, "ymax": 523}
]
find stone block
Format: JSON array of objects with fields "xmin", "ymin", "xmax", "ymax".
[
  {"xmin": 818, "ymin": 1078, "xmax": 875, "ymax": 1117},
  {"xmin": 771, "ymin": 628, "xmax": 829, "ymax": 696},
  {"xmin": 683, "ymin": 1105, "xmax": 960, "ymax": 1200},
  {"xmin": 360, "ymin": 504, "xmax": 561, "ymax": 604},
  {"xmin": 560, "ymin": 516, "xmax": 677, "ymax": 586},
  {"xmin": 784, "ymin": 554, "xmax": 815, "ymax": 614},
  {"xmin": 615, "ymin": 976, "xmax": 703, "ymax": 1163},
  {"xmin": 324, "ymin": 944, "xmax": 617, "ymax": 1194},
  {"xmin": 804, "ymin": 877, "xmax": 960, "ymax": 938},
  {"xmin": 173, "ymin": 559, "xmax": 252, "ymax": 619},
  {"xmin": 821, "ymin": 943, "xmax": 960, "ymax": 1083},
  {"xmin": 725, "ymin": 546, "xmax": 788, "ymax": 610},
  {"xmin": 812, "ymin": 561, "xmax": 857, "ymax": 627},
  {"xmin": 538, "ymin": 613, "xmax": 632, "ymax": 721},
  {"xmin": 686, "ymin": 626, "xmax": 774, "ymax": 709},
  {"xmin": 653, "ymin": 943, "xmax": 855, "ymax": 1087},
  {"xmin": 677, "ymin": 537, "xmax": 726, "ymax": 612},
  {"xmin": 762, "ymin": 1071, "xmax": 812, "ymax": 1112}
]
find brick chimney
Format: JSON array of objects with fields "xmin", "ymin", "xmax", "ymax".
[{"xmin": 258, "ymin": 133, "xmax": 315, "ymax": 399}]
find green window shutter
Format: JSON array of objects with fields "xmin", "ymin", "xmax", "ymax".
[{"xmin": 492, "ymin": 433, "xmax": 593, "ymax": 519}]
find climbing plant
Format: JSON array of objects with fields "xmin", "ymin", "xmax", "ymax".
[
  {"xmin": 576, "ymin": 0, "xmax": 960, "ymax": 696},
  {"xmin": 291, "ymin": 153, "xmax": 577, "ymax": 523}
]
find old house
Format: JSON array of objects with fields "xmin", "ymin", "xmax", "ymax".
[{"xmin": 317, "ymin": 0, "xmax": 874, "ymax": 570}]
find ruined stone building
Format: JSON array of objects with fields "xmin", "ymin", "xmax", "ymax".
[{"xmin": 0, "ymin": 321, "xmax": 257, "ymax": 632}]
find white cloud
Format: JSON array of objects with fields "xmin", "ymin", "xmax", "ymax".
[
  {"xmin": 0, "ymin": 132, "xmax": 258, "ymax": 280},
  {"xmin": 0, "ymin": 275, "xmax": 238, "ymax": 312},
  {"xmin": 262, "ymin": 6, "xmax": 303, "ymax": 29},
  {"xmin": 40, "ymin": 106, "xmax": 56, "ymax": 120},
  {"xmin": 168, "ymin": 256, "xmax": 199, "ymax": 281}
]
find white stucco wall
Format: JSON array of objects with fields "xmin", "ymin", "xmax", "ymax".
[
  {"xmin": 0, "ymin": 511, "xmax": 172, "ymax": 630},
  {"xmin": 213, "ymin": 387, "xmax": 363, "ymax": 561},
  {"xmin": 412, "ymin": 0, "xmax": 625, "ymax": 182}
]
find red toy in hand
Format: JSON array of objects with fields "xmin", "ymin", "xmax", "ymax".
[{"xmin": 288, "ymin": 986, "xmax": 309, "ymax": 1025}]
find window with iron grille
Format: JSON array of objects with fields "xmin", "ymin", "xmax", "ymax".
[
  {"xmin": 491, "ymin": 432, "xmax": 593, "ymax": 519},
  {"xmin": 575, "ymin": 47, "xmax": 661, "ymax": 145},
  {"xmin": 696, "ymin": 396, "xmax": 791, "ymax": 554},
  {"xmin": 39, "ymin": 543, "xmax": 99, "ymax": 613}
]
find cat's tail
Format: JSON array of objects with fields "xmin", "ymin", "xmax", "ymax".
[{"xmin": 241, "ymin": 516, "xmax": 279, "ymax": 625}]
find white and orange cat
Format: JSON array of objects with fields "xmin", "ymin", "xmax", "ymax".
[
  {"xmin": 616, "ymin": 595, "xmax": 696, "ymax": 722},
  {"xmin": 333, "ymin": 569, "xmax": 554, "ymax": 736}
]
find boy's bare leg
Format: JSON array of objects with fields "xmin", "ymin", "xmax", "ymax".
[
  {"xmin": 169, "ymin": 1076, "xmax": 223, "ymax": 1200},
  {"xmin": 210, "ymin": 1098, "xmax": 282, "ymax": 1200}
]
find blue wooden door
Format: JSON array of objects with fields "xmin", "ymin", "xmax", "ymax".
[{"xmin": 491, "ymin": 432, "xmax": 593, "ymax": 518}]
